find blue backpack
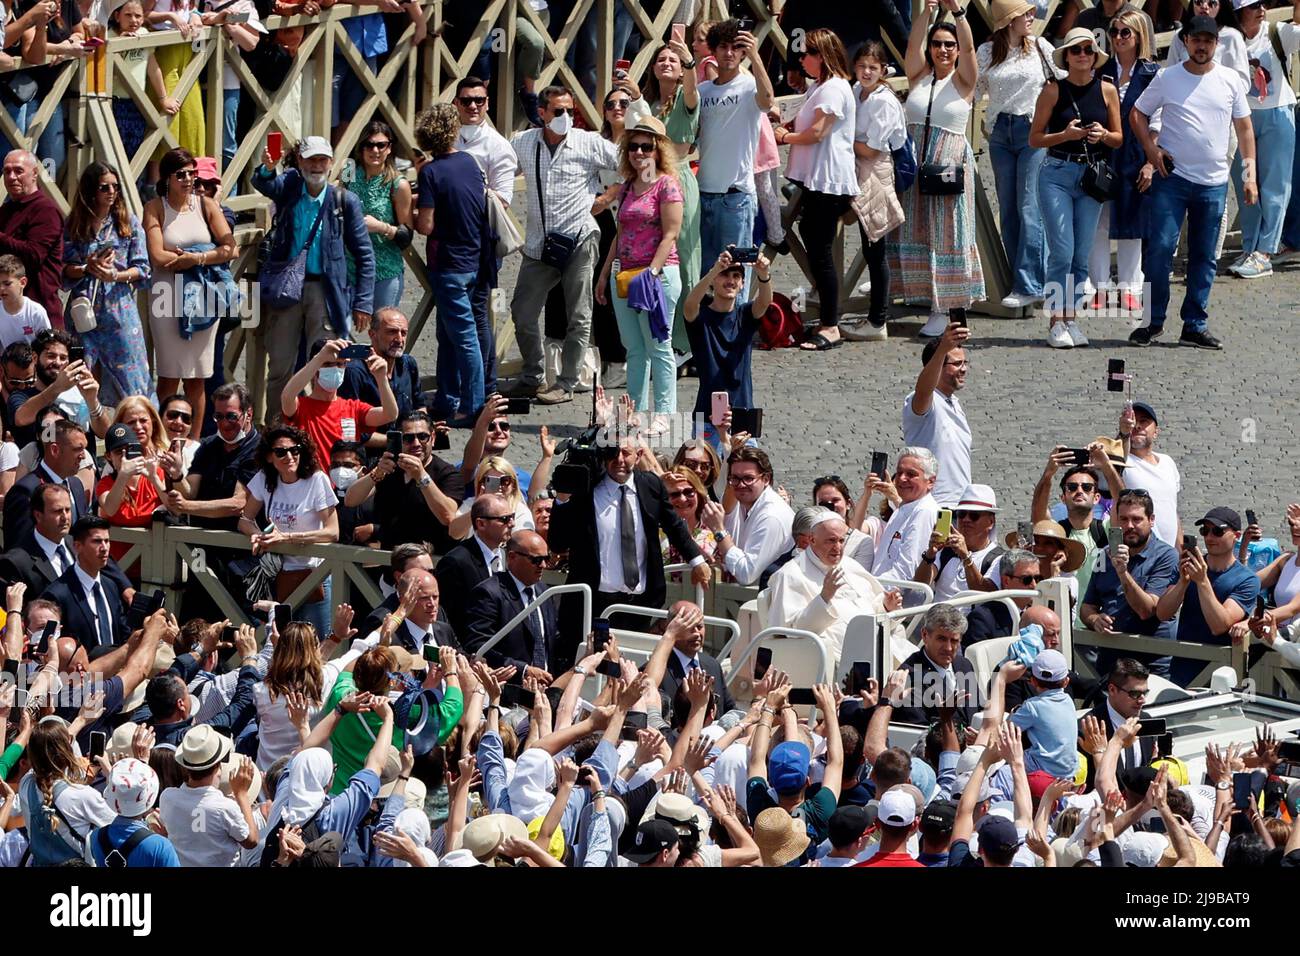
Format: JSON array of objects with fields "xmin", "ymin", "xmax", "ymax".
[{"xmin": 892, "ymin": 133, "xmax": 918, "ymax": 193}]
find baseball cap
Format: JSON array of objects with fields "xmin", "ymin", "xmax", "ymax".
[
  {"xmin": 878, "ymin": 789, "xmax": 918, "ymax": 827},
  {"xmin": 298, "ymin": 135, "xmax": 333, "ymax": 160},
  {"xmin": 768, "ymin": 741, "xmax": 811, "ymax": 795},
  {"xmin": 1196, "ymin": 507, "xmax": 1241, "ymax": 533},
  {"xmin": 1131, "ymin": 401, "xmax": 1158, "ymax": 425},
  {"xmin": 920, "ymin": 799, "xmax": 957, "ymax": 834},
  {"xmin": 1180, "ymin": 13, "xmax": 1220, "ymax": 37},
  {"xmin": 1031, "ymin": 648, "xmax": 1069, "ymax": 683},
  {"xmin": 976, "ymin": 814, "xmax": 1022, "ymax": 853},
  {"xmin": 952, "ymin": 772, "xmax": 993, "ymax": 804},
  {"xmin": 1027, "ymin": 770, "xmax": 1057, "ymax": 801},
  {"xmin": 626, "ymin": 819, "xmax": 679, "ymax": 863},
  {"xmin": 1119, "ymin": 765, "xmax": 1158, "ymax": 797},
  {"xmin": 104, "ymin": 422, "xmax": 135, "ymax": 454},
  {"xmin": 828, "ymin": 805, "xmax": 870, "ymax": 847}
]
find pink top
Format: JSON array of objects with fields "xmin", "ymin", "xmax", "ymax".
[
  {"xmin": 615, "ymin": 175, "xmax": 683, "ymax": 268},
  {"xmin": 695, "ymin": 56, "xmax": 718, "ymax": 83},
  {"xmin": 754, "ymin": 113, "xmax": 779, "ymax": 174}
]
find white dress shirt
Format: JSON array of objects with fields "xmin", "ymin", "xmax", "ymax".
[
  {"xmin": 872, "ymin": 493, "xmax": 940, "ymax": 582},
  {"xmin": 458, "ymin": 121, "xmax": 520, "ymax": 205},
  {"xmin": 34, "ymin": 530, "xmax": 72, "ymax": 576},
  {"xmin": 73, "ymin": 564, "xmax": 109, "ymax": 645},
  {"xmin": 594, "ymin": 474, "xmax": 646, "ymax": 594},
  {"xmin": 474, "ymin": 535, "xmax": 505, "ymax": 575},
  {"xmin": 722, "ymin": 485, "xmax": 794, "ymax": 586},
  {"xmin": 673, "ymin": 647, "xmax": 702, "ymax": 675},
  {"xmin": 1106, "ymin": 699, "xmax": 1143, "ymax": 771}
]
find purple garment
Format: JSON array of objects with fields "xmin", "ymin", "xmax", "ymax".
[{"xmin": 627, "ymin": 269, "xmax": 670, "ymax": 342}]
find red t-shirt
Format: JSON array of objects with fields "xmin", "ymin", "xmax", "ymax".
[
  {"xmin": 95, "ymin": 467, "xmax": 165, "ymax": 563},
  {"xmin": 855, "ymin": 851, "xmax": 924, "ymax": 868},
  {"xmin": 288, "ymin": 395, "xmax": 374, "ymax": 462}
]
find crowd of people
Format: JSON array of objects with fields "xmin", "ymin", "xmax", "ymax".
[{"xmin": 0, "ymin": 0, "xmax": 1297, "ymax": 871}]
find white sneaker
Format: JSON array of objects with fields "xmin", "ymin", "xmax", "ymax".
[
  {"xmin": 1000, "ymin": 292, "xmax": 1037, "ymax": 309},
  {"xmin": 1064, "ymin": 320, "xmax": 1089, "ymax": 347},
  {"xmin": 918, "ymin": 312, "xmax": 948, "ymax": 338},
  {"xmin": 1047, "ymin": 323, "xmax": 1074, "ymax": 349},
  {"xmin": 646, "ymin": 414, "xmax": 671, "ymax": 437}
]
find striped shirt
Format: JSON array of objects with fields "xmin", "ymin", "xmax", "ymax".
[{"xmin": 511, "ymin": 127, "xmax": 620, "ymax": 258}]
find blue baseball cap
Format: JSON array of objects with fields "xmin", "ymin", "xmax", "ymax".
[
  {"xmin": 1132, "ymin": 401, "xmax": 1158, "ymax": 425},
  {"xmin": 976, "ymin": 814, "xmax": 1022, "ymax": 854},
  {"xmin": 769, "ymin": 741, "xmax": 811, "ymax": 795}
]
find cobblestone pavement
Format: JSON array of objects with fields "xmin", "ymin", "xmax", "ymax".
[{"xmin": 393, "ymin": 239, "xmax": 1300, "ymax": 543}]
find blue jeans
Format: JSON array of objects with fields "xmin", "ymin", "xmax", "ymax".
[
  {"xmin": 470, "ymin": 265, "xmax": 499, "ymax": 397},
  {"xmin": 222, "ymin": 88, "xmax": 239, "ymax": 173},
  {"xmin": 1283, "ymin": 104, "xmax": 1300, "ymax": 250},
  {"xmin": 1037, "ymin": 157, "xmax": 1102, "ymax": 315},
  {"xmin": 0, "ymin": 98, "xmax": 29, "ymax": 157},
  {"xmin": 610, "ymin": 265, "xmax": 681, "ymax": 414},
  {"xmin": 294, "ymin": 574, "xmax": 333, "ymax": 641},
  {"xmin": 989, "ymin": 113, "xmax": 1046, "ymax": 297},
  {"xmin": 372, "ymin": 273, "xmax": 404, "ymax": 312},
  {"xmin": 1230, "ymin": 105, "xmax": 1296, "ymax": 255},
  {"xmin": 1143, "ymin": 173, "xmax": 1227, "ymax": 333},
  {"xmin": 573, "ymin": 2, "xmax": 635, "ymax": 97},
  {"xmin": 30, "ymin": 92, "xmax": 65, "ymax": 177},
  {"xmin": 430, "ymin": 269, "xmax": 483, "ymax": 419},
  {"xmin": 700, "ymin": 190, "xmax": 756, "ymax": 300}
]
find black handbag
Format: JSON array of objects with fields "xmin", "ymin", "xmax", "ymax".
[
  {"xmin": 917, "ymin": 70, "xmax": 965, "ymax": 196},
  {"xmin": 535, "ymin": 140, "xmax": 579, "ymax": 269},
  {"xmin": 1060, "ymin": 80, "xmax": 1116, "ymax": 204}
]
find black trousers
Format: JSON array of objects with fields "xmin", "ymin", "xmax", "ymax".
[
  {"xmin": 798, "ymin": 189, "xmax": 853, "ymax": 327},
  {"xmin": 859, "ymin": 225, "xmax": 890, "ymax": 322}
]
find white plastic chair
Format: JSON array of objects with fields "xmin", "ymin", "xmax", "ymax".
[{"xmin": 964, "ymin": 636, "xmax": 1016, "ymax": 695}]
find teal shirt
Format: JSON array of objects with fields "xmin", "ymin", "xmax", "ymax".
[{"xmin": 292, "ymin": 184, "xmax": 329, "ymax": 275}]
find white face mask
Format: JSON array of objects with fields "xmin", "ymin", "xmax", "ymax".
[
  {"xmin": 460, "ymin": 121, "xmax": 484, "ymax": 143},
  {"xmin": 304, "ymin": 171, "xmax": 328, "ymax": 189},
  {"xmin": 547, "ymin": 112, "xmax": 573, "ymax": 136},
  {"xmin": 330, "ymin": 466, "xmax": 359, "ymax": 492}
]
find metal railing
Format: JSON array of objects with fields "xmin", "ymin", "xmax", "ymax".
[{"xmin": 470, "ymin": 582, "xmax": 592, "ymax": 660}]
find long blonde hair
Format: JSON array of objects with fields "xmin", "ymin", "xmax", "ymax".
[
  {"xmin": 113, "ymin": 396, "xmax": 169, "ymax": 457},
  {"xmin": 265, "ymin": 622, "xmax": 325, "ymax": 703},
  {"xmin": 473, "ymin": 456, "xmax": 522, "ymax": 512},
  {"xmin": 1113, "ymin": 8, "xmax": 1153, "ymax": 60},
  {"xmin": 29, "ymin": 720, "xmax": 87, "ymax": 811}
]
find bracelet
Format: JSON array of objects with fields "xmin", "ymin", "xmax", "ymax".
[
  {"xmin": 951, "ymin": 6, "xmax": 966, "ymax": 16},
  {"xmin": 398, "ymin": 774, "xmax": 411, "ymax": 781},
  {"xmin": 761, "ymin": 706, "xmax": 776, "ymax": 716},
  {"xmin": 486, "ymin": 704, "xmax": 500, "ymax": 712},
  {"xmin": 921, "ymin": 553, "xmax": 936, "ymax": 564},
  {"xmin": 592, "ymin": 789, "xmax": 607, "ymax": 799},
  {"xmin": 757, "ymin": 275, "xmax": 771, "ymax": 283}
]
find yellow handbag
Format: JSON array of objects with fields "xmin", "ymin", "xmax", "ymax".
[{"xmin": 616, "ymin": 267, "xmax": 646, "ymax": 299}]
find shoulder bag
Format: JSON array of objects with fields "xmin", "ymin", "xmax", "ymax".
[
  {"xmin": 1060, "ymin": 81, "xmax": 1116, "ymax": 204},
  {"xmin": 535, "ymin": 139, "xmax": 579, "ymax": 269},
  {"xmin": 260, "ymin": 185, "xmax": 330, "ymax": 310},
  {"xmin": 486, "ymin": 186, "xmax": 523, "ymax": 259},
  {"xmin": 917, "ymin": 71, "xmax": 965, "ymax": 195}
]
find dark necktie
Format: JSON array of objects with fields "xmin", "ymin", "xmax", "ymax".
[
  {"xmin": 524, "ymin": 585, "xmax": 546, "ymax": 667},
  {"xmin": 688, "ymin": 658, "xmax": 700, "ymax": 671},
  {"xmin": 619, "ymin": 485, "xmax": 638, "ymax": 590},
  {"xmin": 54, "ymin": 543, "xmax": 71, "ymax": 576},
  {"xmin": 92, "ymin": 579, "xmax": 113, "ymax": 647}
]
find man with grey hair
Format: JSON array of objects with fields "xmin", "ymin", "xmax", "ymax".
[
  {"xmin": 965, "ymin": 549, "xmax": 1042, "ymax": 647},
  {"xmin": 870, "ymin": 447, "xmax": 941, "ymax": 583},
  {"xmin": 0, "ymin": 149, "xmax": 64, "ymax": 324},
  {"xmin": 759, "ymin": 504, "xmax": 829, "ymax": 588},
  {"xmin": 767, "ymin": 512, "xmax": 902, "ymax": 664},
  {"xmin": 339, "ymin": 307, "xmax": 424, "ymax": 433},
  {"xmin": 892, "ymin": 602, "xmax": 978, "ymax": 727}
]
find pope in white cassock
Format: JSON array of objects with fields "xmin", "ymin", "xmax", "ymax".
[{"xmin": 766, "ymin": 512, "xmax": 909, "ymax": 664}]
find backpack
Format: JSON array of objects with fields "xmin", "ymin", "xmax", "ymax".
[
  {"xmin": 96, "ymin": 825, "xmax": 153, "ymax": 869},
  {"xmin": 1270, "ymin": 22, "xmax": 1294, "ymax": 86},
  {"xmin": 1059, "ymin": 518, "xmax": 1108, "ymax": 550},
  {"xmin": 892, "ymin": 132, "xmax": 918, "ymax": 193},
  {"xmin": 937, "ymin": 545, "xmax": 1003, "ymax": 579},
  {"xmin": 756, "ymin": 292, "xmax": 803, "ymax": 350}
]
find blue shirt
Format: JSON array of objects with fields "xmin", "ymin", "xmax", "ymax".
[
  {"xmin": 292, "ymin": 184, "xmax": 330, "ymax": 276},
  {"xmin": 89, "ymin": 818, "xmax": 180, "ymax": 868},
  {"xmin": 685, "ymin": 297, "xmax": 758, "ymax": 416},
  {"xmin": 343, "ymin": 13, "xmax": 388, "ymax": 57},
  {"xmin": 340, "ymin": 353, "xmax": 422, "ymax": 422},
  {"xmin": 417, "ymin": 152, "xmax": 486, "ymax": 274},
  {"xmin": 1083, "ymin": 536, "xmax": 1180, "ymax": 638},
  {"xmin": 1009, "ymin": 687, "xmax": 1080, "ymax": 779},
  {"xmin": 317, "ymin": 768, "xmax": 382, "ymax": 839},
  {"xmin": 1177, "ymin": 561, "xmax": 1260, "ymax": 646}
]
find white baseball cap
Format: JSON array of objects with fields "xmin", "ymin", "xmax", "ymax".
[
  {"xmin": 878, "ymin": 788, "xmax": 918, "ymax": 827},
  {"xmin": 298, "ymin": 136, "xmax": 333, "ymax": 160}
]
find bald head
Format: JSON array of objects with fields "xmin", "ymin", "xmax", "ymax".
[
  {"xmin": 668, "ymin": 599, "xmax": 705, "ymax": 655},
  {"xmin": 810, "ymin": 517, "xmax": 848, "ymax": 567},
  {"xmin": 1019, "ymin": 605, "xmax": 1062, "ymax": 650},
  {"xmin": 398, "ymin": 568, "xmax": 440, "ymax": 627},
  {"xmin": 506, "ymin": 529, "xmax": 549, "ymax": 585}
]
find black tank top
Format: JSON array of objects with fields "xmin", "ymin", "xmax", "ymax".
[{"xmin": 1048, "ymin": 76, "xmax": 1109, "ymax": 156}]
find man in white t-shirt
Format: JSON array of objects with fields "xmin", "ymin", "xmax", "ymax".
[
  {"xmin": 872, "ymin": 446, "xmax": 941, "ymax": 582},
  {"xmin": 159, "ymin": 725, "xmax": 261, "ymax": 868},
  {"xmin": 1129, "ymin": 16, "xmax": 1256, "ymax": 351},
  {"xmin": 902, "ymin": 323, "xmax": 971, "ymax": 507},
  {"xmin": 1119, "ymin": 401, "xmax": 1181, "ymax": 547},
  {"xmin": 0, "ymin": 255, "xmax": 49, "ymax": 348},
  {"xmin": 696, "ymin": 19, "xmax": 775, "ymax": 295}
]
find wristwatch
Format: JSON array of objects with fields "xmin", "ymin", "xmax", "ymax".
[
  {"xmin": 650, "ymin": 266, "xmax": 663, "ymax": 278},
  {"xmin": 713, "ymin": 530, "xmax": 726, "ymax": 544},
  {"xmin": 951, "ymin": 6, "xmax": 966, "ymax": 16},
  {"xmin": 1215, "ymin": 781, "xmax": 1232, "ymax": 791},
  {"xmin": 574, "ymin": 665, "xmax": 587, "ymax": 676},
  {"xmin": 417, "ymin": 475, "xmax": 432, "ymax": 488}
]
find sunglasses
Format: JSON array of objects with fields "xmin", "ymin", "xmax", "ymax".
[
  {"xmin": 487, "ymin": 420, "xmax": 510, "ymax": 433},
  {"xmin": 606, "ymin": 98, "xmax": 631, "ymax": 110},
  {"xmin": 481, "ymin": 514, "xmax": 514, "ymax": 524},
  {"xmin": 955, "ymin": 510, "xmax": 989, "ymax": 520},
  {"xmin": 1200, "ymin": 525, "xmax": 1230, "ymax": 537},
  {"xmin": 363, "ymin": 140, "xmax": 391, "ymax": 150},
  {"xmin": 814, "ymin": 475, "xmax": 841, "ymax": 486},
  {"xmin": 271, "ymin": 445, "xmax": 302, "ymax": 458},
  {"xmin": 945, "ymin": 358, "xmax": 970, "ymax": 368},
  {"xmin": 727, "ymin": 474, "xmax": 759, "ymax": 487},
  {"xmin": 457, "ymin": 95, "xmax": 487, "ymax": 106},
  {"xmin": 173, "ymin": 170, "xmax": 196, "ymax": 180},
  {"xmin": 668, "ymin": 488, "xmax": 697, "ymax": 500},
  {"xmin": 402, "ymin": 432, "xmax": 431, "ymax": 443},
  {"xmin": 214, "ymin": 411, "xmax": 245, "ymax": 423},
  {"xmin": 1065, "ymin": 481, "xmax": 1096, "ymax": 492},
  {"xmin": 510, "ymin": 551, "xmax": 551, "ymax": 566},
  {"xmin": 164, "ymin": 409, "xmax": 193, "ymax": 424},
  {"xmin": 1108, "ymin": 26, "xmax": 1134, "ymax": 38},
  {"xmin": 549, "ymin": 107, "xmax": 574, "ymax": 117},
  {"xmin": 627, "ymin": 141, "xmax": 656, "ymax": 154},
  {"xmin": 1118, "ymin": 686, "xmax": 1149, "ymax": 700},
  {"xmin": 7, "ymin": 376, "xmax": 35, "ymax": 388},
  {"xmin": 1012, "ymin": 572, "xmax": 1044, "ymax": 584},
  {"xmin": 930, "ymin": 39, "xmax": 957, "ymax": 49},
  {"xmin": 97, "ymin": 182, "xmax": 119, "ymax": 193},
  {"xmin": 1068, "ymin": 44, "xmax": 1096, "ymax": 56}
]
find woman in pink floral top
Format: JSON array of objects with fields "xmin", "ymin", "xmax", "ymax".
[
  {"xmin": 596, "ymin": 115, "xmax": 684, "ymax": 434},
  {"xmin": 660, "ymin": 466, "xmax": 716, "ymax": 573}
]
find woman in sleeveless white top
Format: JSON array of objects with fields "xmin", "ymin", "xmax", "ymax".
[
  {"xmin": 142, "ymin": 150, "xmax": 238, "ymax": 436},
  {"xmin": 1255, "ymin": 515, "xmax": 1300, "ymax": 629},
  {"xmin": 897, "ymin": 0, "xmax": 985, "ymax": 338}
]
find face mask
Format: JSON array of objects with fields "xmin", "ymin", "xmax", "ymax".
[
  {"xmin": 304, "ymin": 171, "xmax": 328, "ymax": 189},
  {"xmin": 460, "ymin": 122, "xmax": 484, "ymax": 144},
  {"xmin": 228, "ymin": 427, "xmax": 250, "ymax": 445},
  {"xmin": 330, "ymin": 466, "xmax": 359, "ymax": 492},
  {"xmin": 547, "ymin": 112, "xmax": 573, "ymax": 136},
  {"xmin": 317, "ymin": 366, "xmax": 345, "ymax": 391}
]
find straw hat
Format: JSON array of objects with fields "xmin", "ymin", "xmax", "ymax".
[
  {"xmin": 753, "ymin": 807, "xmax": 810, "ymax": 867},
  {"xmin": 1003, "ymin": 519, "xmax": 1087, "ymax": 573},
  {"xmin": 175, "ymin": 724, "xmax": 232, "ymax": 772},
  {"xmin": 991, "ymin": 0, "xmax": 1035, "ymax": 30},
  {"xmin": 1054, "ymin": 27, "xmax": 1110, "ymax": 69}
]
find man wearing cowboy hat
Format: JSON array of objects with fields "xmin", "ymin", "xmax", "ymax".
[
  {"xmin": 159, "ymin": 725, "xmax": 261, "ymax": 867},
  {"xmin": 1031, "ymin": 439, "xmax": 1127, "ymax": 624}
]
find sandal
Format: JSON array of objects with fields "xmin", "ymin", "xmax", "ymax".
[{"xmin": 800, "ymin": 331, "xmax": 842, "ymax": 351}]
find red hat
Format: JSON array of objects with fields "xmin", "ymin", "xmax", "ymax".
[
  {"xmin": 1027, "ymin": 770, "xmax": 1057, "ymax": 801},
  {"xmin": 194, "ymin": 156, "xmax": 220, "ymax": 184}
]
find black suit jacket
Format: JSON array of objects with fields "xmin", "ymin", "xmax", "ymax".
[
  {"xmin": 660, "ymin": 650, "xmax": 735, "ymax": 715},
  {"xmin": 463, "ymin": 572, "xmax": 560, "ymax": 677},
  {"xmin": 891, "ymin": 648, "xmax": 978, "ymax": 727},
  {"xmin": 1079, "ymin": 700, "xmax": 1156, "ymax": 789},
  {"xmin": 3, "ymin": 472, "xmax": 87, "ymax": 549},
  {"xmin": 357, "ymin": 593, "xmax": 455, "ymax": 647},
  {"xmin": 549, "ymin": 470, "xmax": 701, "ymax": 610},
  {"xmin": 965, "ymin": 602, "xmax": 1015, "ymax": 649},
  {"xmin": 0, "ymin": 531, "xmax": 135, "ymax": 604},
  {"xmin": 434, "ymin": 538, "xmax": 495, "ymax": 638},
  {"xmin": 43, "ymin": 564, "xmax": 129, "ymax": 650}
]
